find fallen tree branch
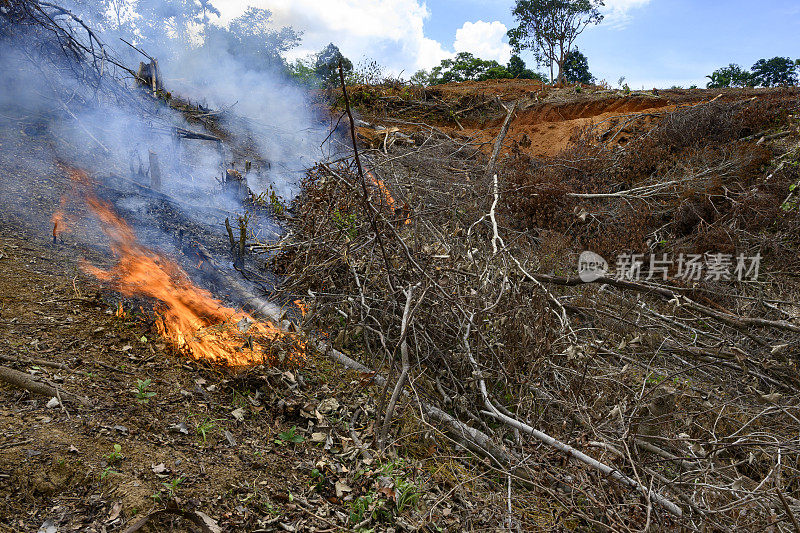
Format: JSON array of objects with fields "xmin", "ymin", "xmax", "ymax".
[
  {"xmin": 318, "ymin": 340, "xmax": 529, "ymax": 480},
  {"xmin": 0, "ymin": 365, "xmax": 92, "ymax": 406},
  {"xmin": 776, "ymin": 487, "xmax": 800, "ymax": 533},
  {"xmin": 461, "ymin": 315, "xmax": 683, "ymax": 517},
  {"xmin": 0, "ymin": 354, "xmax": 68, "ymax": 369},
  {"xmin": 485, "ymin": 102, "xmax": 517, "ymax": 180},
  {"xmin": 522, "ymin": 272, "xmax": 800, "ymax": 334},
  {"xmin": 378, "ymin": 284, "xmax": 417, "ymax": 451}
]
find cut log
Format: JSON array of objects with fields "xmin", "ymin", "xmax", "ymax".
[
  {"xmin": 136, "ymin": 59, "xmax": 162, "ymax": 95},
  {"xmin": 223, "ymin": 168, "xmax": 249, "ymax": 202}
]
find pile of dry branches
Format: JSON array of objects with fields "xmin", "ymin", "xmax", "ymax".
[{"xmin": 269, "ymin": 87, "xmax": 800, "ymax": 529}]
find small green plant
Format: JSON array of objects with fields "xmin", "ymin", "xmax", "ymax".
[
  {"xmin": 645, "ymin": 373, "xmax": 666, "ymax": 386},
  {"xmin": 782, "ymin": 182, "xmax": 798, "ymax": 212},
  {"xmin": 135, "ymin": 378, "xmax": 156, "ymax": 403},
  {"xmin": 349, "ymin": 494, "xmax": 386, "ymax": 525},
  {"xmin": 197, "ymin": 420, "xmax": 216, "ymax": 444},
  {"xmin": 395, "ymin": 477, "xmax": 420, "ymax": 514},
  {"xmin": 275, "ymin": 426, "xmax": 305, "ymax": 445},
  {"xmin": 100, "ymin": 466, "xmax": 119, "ymax": 479},
  {"xmin": 162, "ymin": 476, "xmax": 184, "ymax": 497},
  {"xmin": 349, "ymin": 494, "xmax": 372, "ymax": 524},
  {"xmin": 252, "ymin": 186, "xmax": 287, "ymax": 214},
  {"xmin": 310, "ymin": 468, "xmax": 326, "ymax": 491},
  {"xmin": 332, "ymin": 209, "xmax": 358, "ymax": 241},
  {"xmin": 622, "ymin": 83, "xmax": 631, "ymax": 94},
  {"xmin": 268, "ymin": 185, "xmax": 285, "ymax": 215},
  {"xmin": 381, "ymin": 459, "xmax": 421, "ymax": 514},
  {"xmin": 105, "ymin": 443, "xmax": 124, "ymax": 463}
]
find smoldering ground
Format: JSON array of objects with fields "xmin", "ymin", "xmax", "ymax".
[{"xmin": 0, "ymin": 1, "xmax": 338, "ymax": 295}]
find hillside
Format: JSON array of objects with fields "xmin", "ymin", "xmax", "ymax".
[{"xmin": 2, "ymin": 4, "xmax": 800, "ymax": 531}]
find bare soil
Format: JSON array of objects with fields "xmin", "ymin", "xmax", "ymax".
[
  {"xmin": 350, "ymin": 79, "xmax": 792, "ymax": 158},
  {"xmin": 0, "ymin": 111, "xmax": 508, "ymax": 532}
]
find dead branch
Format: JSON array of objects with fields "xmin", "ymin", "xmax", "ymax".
[
  {"xmin": 462, "ymin": 314, "xmax": 683, "ymax": 517},
  {"xmin": 319, "ymin": 341, "xmax": 530, "ymax": 481},
  {"xmin": 0, "ymin": 353, "xmax": 68, "ymax": 370},
  {"xmin": 378, "ymin": 284, "xmax": 416, "ymax": 450},
  {"xmin": 485, "ymin": 102, "xmax": 517, "ymax": 180},
  {"xmin": 0, "ymin": 364, "xmax": 91, "ymax": 406}
]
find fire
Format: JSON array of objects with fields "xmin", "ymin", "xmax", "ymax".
[
  {"xmin": 51, "ymin": 163, "xmax": 92, "ymax": 241},
  {"xmin": 52, "ymin": 210, "xmax": 63, "ymax": 243},
  {"xmin": 365, "ymin": 169, "xmax": 411, "ymax": 225},
  {"xmin": 294, "ymin": 299, "xmax": 307, "ymax": 318},
  {"xmin": 60, "ymin": 167, "xmax": 304, "ymax": 367},
  {"xmin": 365, "ymin": 170, "xmax": 395, "ymax": 210},
  {"xmin": 51, "ymin": 194, "xmax": 71, "ymax": 243}
]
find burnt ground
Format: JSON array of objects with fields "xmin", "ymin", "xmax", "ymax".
[
  {"xmin": 0, "ymin": 222, "xmax": 454, "ymax": 532},
  {"xmin": 0, "ymin": 110, "xmax": 510, "ymax": 531},
  {"xmin": 0, "ymin": 208, "xmax": 507, "ymax": 533}
]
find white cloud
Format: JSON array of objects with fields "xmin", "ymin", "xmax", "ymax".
[
  {"xmin": 602, "ymin": 0, "xmax": 651, "ymax": 28},
  {"xmin": 215, "ymin": 0, "xmax": 450, "ymax": 72},
  {"xmin": 453, "ymin": 20, "xmax": 512, "ymax": 64}
]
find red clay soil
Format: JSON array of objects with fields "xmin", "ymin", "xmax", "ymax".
[
  {"xmin": 357, "ymin": 79, "xmax": 785, "ymax": 159},
  {"xmin": 453, "ymin": 95, "xmax": 674, "ymax": 157},
  {"xmin": 429, "ymin": 78, "xmax": 553, "ymax": 100}
]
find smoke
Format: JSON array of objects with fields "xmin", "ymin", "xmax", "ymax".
[
  {"xmin": 55, "ymin": 0, "xmax": 338, "ymax": 198},
  {"xmin": 0, "ymin": 0, "xmax": 338, "ymax": 246},
  {"xmin": 0, "ymin": 1, "xmax": 340, "ymax": 311}
]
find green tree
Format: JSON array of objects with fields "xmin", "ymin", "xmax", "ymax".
[
  {"xmin": 507, "ymin": 54, "xmax": 547, "ymax": 81},
  {"xmin": 562, "ymin": 48, "xmax": 593, "ymax": 84},
  {"xmin": 410, "ymin": 69, "xmax": 431, "ymax": 86},
  {"xmin": 705, "ymin": 64, "xmax": 756, "ymax": 88},
  {"xmin": 314, "ymin": 43, "xmax": 352, "ymax": 86},
  {"xmin": 287, "ymin": 57, "xmax": 318, "ymax": 86},
  {"xmin": 480, "ymin": 65, "xmax": 514, "ymax": 81},
  {"xmin": 429, "ymin": 52, "xmax": 512, "ymax": 84},
  {"xmin": 507, "ymin": 55, "xmax": 527, "ymax": 78},
  {"xmin": 202, "ymin": 7, "xmax": 301, "ymax": 71},
  {"xmin": 508, "ymin": 0, "xmax": 604, "ymax": 85},
  {"xmin": 750, "ymin": 57, "xmax": 799, "ymax": 87}
]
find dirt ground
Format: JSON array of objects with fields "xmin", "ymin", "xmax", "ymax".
[
  {"xmin": 4, "ymin": 77, "xmax": 798, "ymax": 531},
  {"xmin": 0, "ymin": 225, "xmax": 345, "ymax": 531},
  {"xmin": 352, "ymin": 80, "xmax": 788, "ymax": 158},
  {"xmin": 0, "ymin": 113, "xmax": 511, "ymax": 532}
]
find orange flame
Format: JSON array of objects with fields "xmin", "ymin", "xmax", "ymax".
[
  {"xmin": 51, "ymin": 195, "xmax": 71, "ymax": 242},
  {"xmin": 62, "ymin": 167, "xmax": 304, "ymax": 367},
  {"xmin": 52, "ymin": 212, "xmax": 63, "ymax": 242},
  {"xmin": 365, "ymin": 170, "xmax": 395, "ymax": 210},
  {"xmin": 365, "ymin": 170, "xmax": 412, "ymax": 224}
]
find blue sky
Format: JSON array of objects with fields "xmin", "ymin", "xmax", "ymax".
[{"xmin": 222, "ymin": 0, "xmax": 800, "ymax": 88}]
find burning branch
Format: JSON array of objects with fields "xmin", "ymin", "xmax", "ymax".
[{"xmin": 60, "ymin": 166, "xmax": 303, "ymax": 367}]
